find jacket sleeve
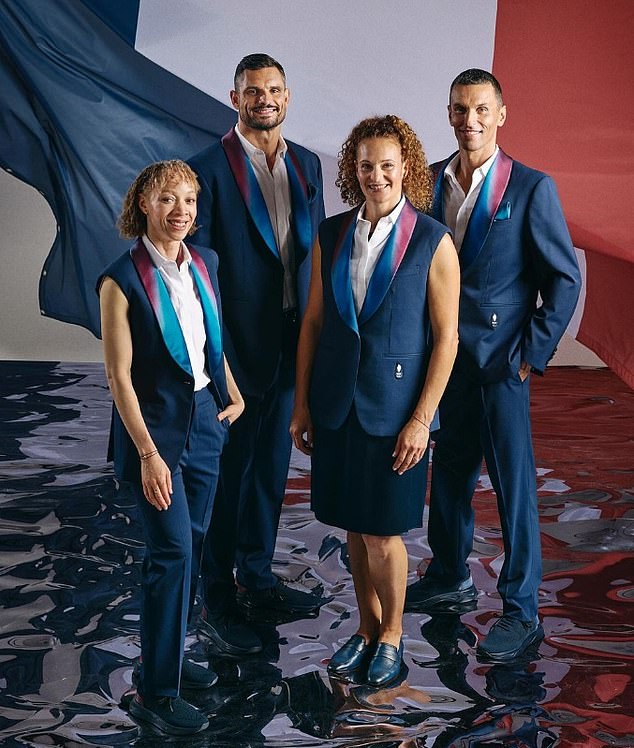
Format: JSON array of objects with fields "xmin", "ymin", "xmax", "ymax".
[{"xmin": 522, "ymin": 175, "xmax": 582, "ymax": 373}]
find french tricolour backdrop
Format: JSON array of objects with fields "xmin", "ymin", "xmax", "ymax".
[{"xmin": 0, "ymin": 0, "xmax": 632, "ymax": 386}]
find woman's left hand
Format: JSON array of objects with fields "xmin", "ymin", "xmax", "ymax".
[
  {"xmin": 217, "ymin": 395, "xmax": 245, "ymax": 426},
  {"xmin": 392, "ymin": 418, "xmax": 430, "ymax": 475}
]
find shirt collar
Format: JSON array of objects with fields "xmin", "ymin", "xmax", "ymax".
[
  {"xmin": 142, "ymin": 234, "xmax": 191, "ymax": 269},
  {"xmin": 356, "ymin": 194, "xmax": 406, "ymax": 228},
  {"xmin": 234, "ymin": 124, "xmax": 287, "ymax": 161},
  {"xmin": 445, "ymin": 145, "xmax": 499, "ymax": 188}
]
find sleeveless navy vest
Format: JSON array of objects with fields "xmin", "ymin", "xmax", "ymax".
[
  {"xmin": 310, "ymin": 206, "xmax": 447, "ymax": 436},
  {"xmin": 98, "ymin": 242, "xmax": 228, "ymax": 482}
]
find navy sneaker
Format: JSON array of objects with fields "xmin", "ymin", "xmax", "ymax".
[
  {"xmin": 237, "ymin": 578, "xmax": 322, "ymax": 617},
  {"xmin": 129, "ymin": 694, "xmax": 208, "ymax": 735},
  {"xmin": 477, "ymin": 615, "xmax": 544, "ymax": 662},
  {"xmin": 180, "ymin": 659, "xmax": 218, "ymax": 690},
  {"xmin": 132, "ymin": 659, "xmax": 217, "ymax": 691},
  {"xmin": 405, "ymin": 575, "xmax": 477, "ymax": 612},
  {"xmin": 198, "ymin": 606, "xmax": 263, "ymax": 656}
]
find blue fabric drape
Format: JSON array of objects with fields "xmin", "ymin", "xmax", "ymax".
[{"xmin": 0, "ymin": 0, "xmax": 234, "ymax": 336}]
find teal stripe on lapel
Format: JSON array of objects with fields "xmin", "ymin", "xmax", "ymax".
[
  {"xmin": 189, "ymin": 248, "xmax": 223, "ymax": 373},
  {"xmin": 221, "ymin": 129, "xmax": 279, "ymax": 260},
  {"xmin": 459, "ymin": 150, "xmax": 513, "ymax": 270},
  {"xmin": 358, "ymin": 201, "xmax": 418, "ymax": 325},
  {"xmin": 331, "ymin": 211, "xmax": 359, "ymax": 335},
  {"xmin": 130, "ymin": 240, "xmax": 192, "ymax": 375},
  {"xmin": 285, "ymin": 146, "xmax": 312, "ymax": 267}
]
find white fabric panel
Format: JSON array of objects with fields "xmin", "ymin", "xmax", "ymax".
[{"xmin": 135, "ymin": 0, "xmax": 497, "ymax": 164}]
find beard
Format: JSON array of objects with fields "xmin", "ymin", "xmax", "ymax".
[{"xmin": 241, "ymin": 106, "xmax": 287, "ymax": 131}]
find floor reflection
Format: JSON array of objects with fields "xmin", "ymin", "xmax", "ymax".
[{"xmin": 0, "ymin": 362, "xmax": 633, "ymax": 747}]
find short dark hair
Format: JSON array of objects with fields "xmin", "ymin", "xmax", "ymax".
[
  {"xmin": 450, "ymin": 68, "xmax": 503, "ymax": 106},
  {"xmin": 233, "ymin": 53, "xmax": 286, "ymax": 89}
]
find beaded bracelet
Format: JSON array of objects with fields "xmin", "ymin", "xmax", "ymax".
[
  {"xmin": 140, "ymin": 449, "xmax": 158, "ymax": 461},
  {"xmin": 411, "ymin": 414, "xmax": 430, "ymax": 430}
]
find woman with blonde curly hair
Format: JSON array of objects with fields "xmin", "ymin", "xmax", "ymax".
[{"xmin": 291, "ymin": 116, "xmax": 460, "ymax": 686}]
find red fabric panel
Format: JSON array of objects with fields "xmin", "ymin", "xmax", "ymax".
[
  {"xmin": 493, "ymin": 0, "xmax": 633, "ymax": 261},
  {"xmin": 493, "ymin": 0, "xmax": 634, "ymax": 387},
  {"xmin": 577, "ymin": 252, "xmax": 634, "ymax": 389}
]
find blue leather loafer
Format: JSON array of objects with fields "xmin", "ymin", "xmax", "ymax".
[
  {"xmin": 366, "ymin": 640, "xmax": 404, "ymax": 687},
  {"xmin": 327, "ymin": 634, "xmax": 374, "ymax": 675}
]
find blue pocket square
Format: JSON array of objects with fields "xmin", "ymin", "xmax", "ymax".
[{"xmin": 494, "ymin": 201, "xmax": 511, "ymax": 221}]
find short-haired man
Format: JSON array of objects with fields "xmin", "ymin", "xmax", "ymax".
[
  {"xmin": 189, "ymin": 54, "xmax": 325, "ymax": 653},
  {"xmin": 405, "ymin": 69, "xmax": 581, "ymax": 661}
]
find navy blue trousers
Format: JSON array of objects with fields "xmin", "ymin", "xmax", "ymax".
[
  {"xmin": 426, "ymin": 369, "xmax": 541, "ymax": 620},
  {"xmin": 202, "ymin": 346, "xmax": 295, "ymax": 612},
  {"xmin": 132, "ymin": 387, "xmax": 227, "ymax": 697}
]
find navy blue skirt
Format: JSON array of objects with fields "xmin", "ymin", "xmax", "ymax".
[{"xmin": 311, "ymin": 406, "xmax": 429, "ymax": 536}]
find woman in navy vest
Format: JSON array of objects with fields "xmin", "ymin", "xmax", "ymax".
[
  {"xmin": 99, "ymin": 161, "xmax": 243, "ymax": 735},
  {"xmin": 291, "ymin": 117, "xmax": 460, "ymax": 687}
]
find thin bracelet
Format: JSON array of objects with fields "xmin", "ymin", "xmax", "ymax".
[
  {"xmin": 140, "ymin": 449, "xmax": 158, "ymax": 461},
  {"xmin": 411, "ymin": 414, "xmax": 430, "ymax": 430}
]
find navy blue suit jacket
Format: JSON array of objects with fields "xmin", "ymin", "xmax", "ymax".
[
  {"xmin": 433, "ymin": 151, "xmax": 581, "ymax": 383},
  {"xmin": 189, "ymin": 129, "xmax": 325, "ymax": 396}
]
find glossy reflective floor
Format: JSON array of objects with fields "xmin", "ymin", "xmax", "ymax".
[{"xmin": 1, "ymin": 362, "xmax": 633, "ymax": 747}]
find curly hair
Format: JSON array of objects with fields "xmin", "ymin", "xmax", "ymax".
[
  {"xmin": 117, "ymin": 160, "xmax": 201, "ymax": 239},
  {"xmin": 335, "ymin": 115, "xmax": 433, "ymax": 213}
]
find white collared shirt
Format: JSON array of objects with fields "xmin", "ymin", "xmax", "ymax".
[
  {"xmin": 351, "ymin": 196, "xmax": 406, "ymax": 314},
  {"xmin": 443, "ymin": 146, "xmax": 499, "ymax": 251},
  {"xmin": 142, "ymin": 235, "xmax": 210, "ymax": 391},
  {"xmin": 234, "ymin": 125, "xmax": 296, "ymax": 310}
]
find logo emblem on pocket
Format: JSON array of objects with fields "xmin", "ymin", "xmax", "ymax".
[
  {"xmin": 490, "ymin": 313, "xmax": 498, "ymax": 329},
  {"xmin": 395, "ymin": 362, "xmax": 403, "ymax": 379}
]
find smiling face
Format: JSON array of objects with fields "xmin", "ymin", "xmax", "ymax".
[
  {"xmin": 230, "ymin": 66, "xmax": 289, "ymax": 133},
  {"xmin": 138, "ymin": 178, "xmax": 197, "ymax": 253},
  {"xmin": 355, "ymin": 137, "xmax": 407, "ymax": 217},
  {"xmin": 448, "ymin": 82, "xmax": 506, "ymax": 162}
]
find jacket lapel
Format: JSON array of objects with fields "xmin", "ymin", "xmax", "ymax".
[
  {"xmin": 285, "ymin": 145, "xmax": 312, "ymax": 268},
  {"xmin": 358, "ymin": 200, "xmax": 418, "ymax": 325},
  {"xmin": 431, "ymin": 150, "xmax": 513, "ymax": 270},
  {"xmin": 130, "ymin": 239, "xmax": 192, "ymax": 375},
  {"xmin": 331, "ymin": 209, "xmax": 359, "ymax": 335},
  {"xmin": 459, "ymin": 149, "xmax": 513, "ymax": 270},
  {"xmin": 221, "ymin": 129, "xmax": 279, "ymax": 260},
  {"xmin": 188, "ymin": 247, "xmax": 223, "ymax": 374},
  {"xmin": 431, "ymin": 157, "xmax": 453, "ymax": 223}
]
